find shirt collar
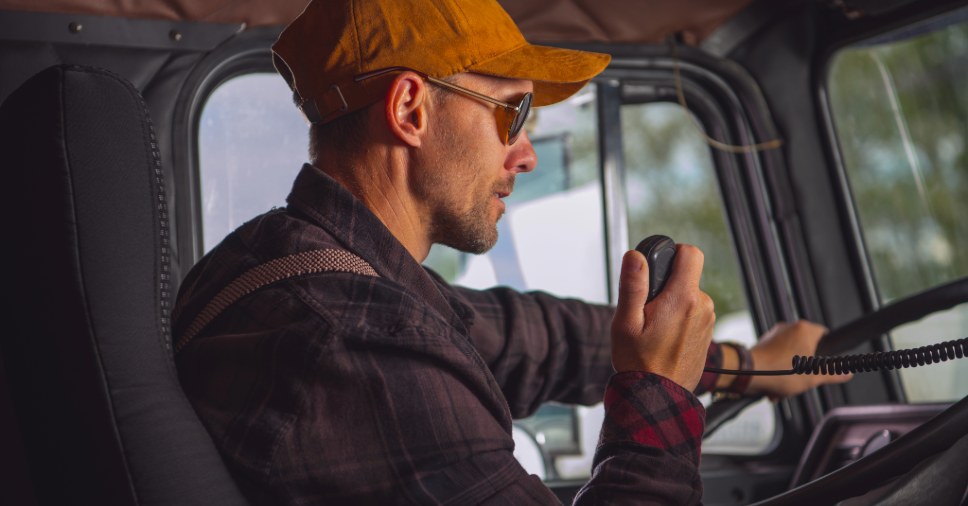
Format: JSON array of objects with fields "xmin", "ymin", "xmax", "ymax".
[{"xmin": 286, "ymin": 163, "xmax": 469, "ymax": 333}]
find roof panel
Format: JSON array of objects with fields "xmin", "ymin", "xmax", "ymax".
[{"xmin": 0, "ymin": 0, "xmax": 752, "ymax": 43}]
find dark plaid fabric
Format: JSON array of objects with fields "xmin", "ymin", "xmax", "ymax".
[
  {"xmin": 175, "ymin": 164, "xmax": 715, "ymax": 505},
  {"xmin": 600, "ymin": 373, "xmax": 705, "ymax": 462},
  {"xmin": 576, "ymin": 374, "xmax": 705, "ymax": 506}
]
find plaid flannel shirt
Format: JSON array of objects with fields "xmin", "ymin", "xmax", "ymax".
[{"xmin": 174, "ymin": 164, "xmax": 719, "ymax": 505}]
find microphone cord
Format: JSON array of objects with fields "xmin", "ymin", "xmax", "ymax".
[{"xmin": 705, "ymin": 336, "xmax": 968, "ymax": 376}]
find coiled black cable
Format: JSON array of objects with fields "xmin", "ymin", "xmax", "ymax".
[
  {"xmin": 791, "ymin": 337, "xmax": 967, "ymax": 375},
  {"xmin": 705, "ymin": 337, "xmax": 968, "ymax": 376}
]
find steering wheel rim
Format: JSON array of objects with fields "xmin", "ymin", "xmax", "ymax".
[
  {"xmin": 817, "ymin": 275, "xmax": 968, "ymax": 356},
  {"xmin": 705, "ymin": 276, "xmax": 968, "ymax": 503},
  {"xmin": 704, "ymin": 275, "xmax": 968, "ymax": 438}
]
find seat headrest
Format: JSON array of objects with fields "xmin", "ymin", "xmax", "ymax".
[{"xmin": 0, "ymin": 65, "xmax": 247, "ymax": 506}]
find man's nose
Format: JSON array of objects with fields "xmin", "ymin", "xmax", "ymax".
[{"xmin": 508, "ymin": 129, "xmax": 537, "ymax": 174}]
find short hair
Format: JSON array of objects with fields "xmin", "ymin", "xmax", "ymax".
[
  {"xmin": 305, "ymin": 77, "xmax": 456, "ymax": 165},
  {"xmin": 308, "ymin": 107, "xmax": 370, "ymax": 165}
]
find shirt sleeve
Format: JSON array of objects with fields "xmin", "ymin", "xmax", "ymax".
[
  {"xmin": 477, "ymin": 371, "xmax": 705, "ymax": 505},
  {"xmin": 446, "ymin": 282, "xmax": 724, "ymax": 417},
  {"xmin": 574, "ymin": 371, "xmax": 705, "ymax": 505},
  {"xmin": 446, "ymin": 284, "xmax": 616, "ymax": 417},
  {"xmin": 179, "ymin": 273, "xmax": 707, "ymax": 505}
]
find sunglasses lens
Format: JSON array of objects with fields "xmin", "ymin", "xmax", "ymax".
[{"xmin": 507, "ymin": 92, "xmax": 533, "ymax": 145}]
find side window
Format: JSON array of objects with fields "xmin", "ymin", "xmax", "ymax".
[
  {"xmin": 827, "ymin": 9, "xmax": 968, "ymax": 402},
  {"xmin": 620, "ymin": 102, "xmax": 775, "ymax": 454},
  {"xmin": 198, "ymin": 73, "xmax": 309, "ymax": 252}
]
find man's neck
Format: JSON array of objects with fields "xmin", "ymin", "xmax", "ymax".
[{"xmin": 315, "ymin": 149, "xmax": 432, "ymax": 263}]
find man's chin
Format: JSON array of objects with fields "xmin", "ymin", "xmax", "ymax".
[
  {"xmin": 456, "ymin": 238, "xmax": 497, "ymax": 255},
  {"xmin": 441, "ymin": 230, "xmax": 498, "ymax": 255}
]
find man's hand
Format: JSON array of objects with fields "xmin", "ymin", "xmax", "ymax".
[
  {"xmin": 747, "ymin": 320, "xmax": 853, "ymax": 398},
  {"xmin": 611, "ymin": 245, "xmax": 715, "ymax": 391}
]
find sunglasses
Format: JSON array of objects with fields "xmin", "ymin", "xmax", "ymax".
[{"xmin": 355, "ymin": 66, "xmax": 533, "ymax": 145}]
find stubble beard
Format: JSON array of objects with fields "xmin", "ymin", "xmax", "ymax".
[
  {"xmin": 419, "ymin": 125, "xmax": 503, "ymax": 255},
  {"xmin": 434, "ymin": 188, "xmax": 501, "ymax": 254}
]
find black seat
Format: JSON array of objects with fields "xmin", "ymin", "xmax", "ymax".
[{"xmin": 0, "ymin": 65, "xmax": 247, "ymax": 506}]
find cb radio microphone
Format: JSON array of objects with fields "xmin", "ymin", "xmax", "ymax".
[{"xmin": 634, "ymin": 235, "xmax": 676, "ymax": 302}]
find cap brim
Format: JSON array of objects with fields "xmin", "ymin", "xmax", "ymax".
[{"xmin": 468, "ymin": 43, "xmax": 611, "ymax": 107}]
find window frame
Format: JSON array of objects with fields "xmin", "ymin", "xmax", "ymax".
[
  {"xmin": 173, "ymin": 26, "xmax": 284, "ymax": 267},
  {"xmin": 589, "ymin": 44, "xmax": 820, "ymax": 457}
]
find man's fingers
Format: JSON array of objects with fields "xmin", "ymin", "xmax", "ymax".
[
  {"xmin": 610, "ymin": 245, "xmax": 714, "ymax": 387},
  {"xmin": 613, "ymin": 250, "xmax": 650, "ymax": 335}
]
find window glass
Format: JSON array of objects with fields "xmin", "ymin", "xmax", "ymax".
[
  {"xmin": 827, "ymin": 9, "xmax": 968, "ymax": 402},
  {"xmin": 621, "ymin": 102, "xmax": 775, "ymax": 454},
  {"xmin": 198, "ymin": 73, "xmax": 308, "ymax": 252}
]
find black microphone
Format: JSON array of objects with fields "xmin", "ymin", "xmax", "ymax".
[{"xmin": 634, "ymin": 235, "xmax": 677, "ymax": 302}]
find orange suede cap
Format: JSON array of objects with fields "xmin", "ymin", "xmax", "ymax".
[{"xmin": 272, "ymin": 0, "xmax": 611, "ymax": 124}]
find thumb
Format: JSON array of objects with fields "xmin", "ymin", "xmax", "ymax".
[{"xmin": 612, "ymin": 250, "xmax": 650, "ymax": 336}]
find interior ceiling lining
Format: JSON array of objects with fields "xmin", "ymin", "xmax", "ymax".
[{"xmin": 0, "ymin": 0, "xmax": 753, "ymax": 44}]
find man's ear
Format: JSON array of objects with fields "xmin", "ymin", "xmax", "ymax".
[{"xmin": 384, "ymin": 72, "xmax": 430, "ymax": 148}]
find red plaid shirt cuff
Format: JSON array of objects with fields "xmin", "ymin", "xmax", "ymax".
[{"xmin": 600, "ymin": 371, "xmax": 705, "ymax": 464}]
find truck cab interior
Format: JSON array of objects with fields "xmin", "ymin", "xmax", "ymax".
[{"xmin": 1, "ymin": 0, "xmax": 966, "ymax": 504}]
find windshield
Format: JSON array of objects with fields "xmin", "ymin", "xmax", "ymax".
[{"xmin": 826, "ymin": 7, "xmax": 968, "ymax": 402}]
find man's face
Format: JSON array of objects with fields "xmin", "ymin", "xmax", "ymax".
[{"xmin": 413, "ymin": 73, "xmax": 537, "ymax": 254}]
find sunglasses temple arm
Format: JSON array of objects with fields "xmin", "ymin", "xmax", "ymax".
[
  {"xmin": 423, "ymin": 76, "xmax": 519, "ymax": 111},
  {"xmin": 356, "ymin": 67, "xmax": 519, "ymax": 112}
]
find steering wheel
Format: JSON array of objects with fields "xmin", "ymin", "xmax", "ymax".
[{"xmin": 704, "ymin": 276, "xmax": 968, "ymax": 504}]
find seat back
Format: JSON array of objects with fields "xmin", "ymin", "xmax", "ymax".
[{"xmin": 0, "ymin": 65, "xmax": 247, "ymax": 506}]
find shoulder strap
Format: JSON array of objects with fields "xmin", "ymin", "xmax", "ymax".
[{"xmin": 174, "ymin": 248, "xmax": 378, "ymax": 354}]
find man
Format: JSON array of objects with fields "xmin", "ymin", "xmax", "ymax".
[{"xmin": 173, "ymin": 0, "xmax": 849, "ymax": 504}]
